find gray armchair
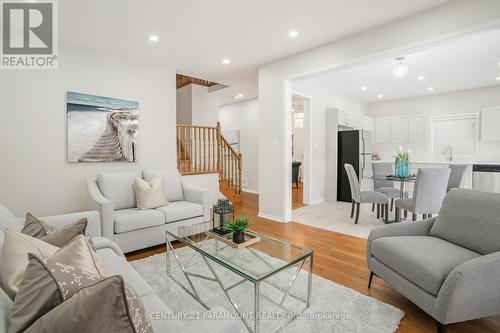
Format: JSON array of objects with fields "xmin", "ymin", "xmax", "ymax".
[{"xmin": 367, "ymin": 189, "xmax": 500, "ymax": 333}]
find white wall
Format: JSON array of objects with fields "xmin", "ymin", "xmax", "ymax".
[
  {"xmin": 0, "ymin": 43, "xmax": 177, "ymax": 217},
  {"xmin": 292, "ymin": 81, "xmax": 367, "ymax": 204},
  {"xmin": 191, "ymin": 85, "xmax": 219, "ymax": 126},
  {"xmin": 176, "ymin": 84, "xmax": 219, "ymax": 126},
  {"xmin": 218, "ymin": 98, "xmax": 259, "ymax": 193},
  {"xmin": 367, "ymin": 85, "xmax": 500, "ymax": 163},
  {"xmin": 176, "ymin": 85, "xmax": 192, "ymax": 124},
  {"xmin": 258, "ymin": 0, "xmax": 500, "ymax": 222}
]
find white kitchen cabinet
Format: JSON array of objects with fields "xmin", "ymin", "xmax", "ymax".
[
  {"xmin": 408, "ymin": 115, "xmax": 427, "ymax": 143},
  {"xmin": 359, "ymin": 115, "xmax": 375, "ymax": 131},
  {"xmin": 375, "ymin": 118, "xmax": 391, "ymax": 144},
  {"xmin": 481, "ymin": 107, "xmax": 500, "ymax": 141},
  {"xmin": 390, "ymin": 116, "xmax": 408, "ymax": 144}
]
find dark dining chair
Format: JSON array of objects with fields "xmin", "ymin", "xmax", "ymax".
[{"xmin": 292, "ymin": 161, "xmax": 302, "ymax": 188}]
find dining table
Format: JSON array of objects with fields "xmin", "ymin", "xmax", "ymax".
[{"xmin": 369, "ymin": 174, "xmax": 417, "ymax": 223}]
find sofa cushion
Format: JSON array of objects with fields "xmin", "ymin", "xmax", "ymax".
[
  {"xmin": 24, "ymin": 275, "xmax": 152, "ymax": 333},
  {"xmin": 371, "ymin": 236, "xmax": 480, "ymax": 296},
  {"xmin": 9, "ymin": 235, "xmax": 105, "ymax": 333},
  {"xmin": 0, "ymin": 230, "xmax": 59, "ymax": 300},
  {"xmin": 143, "ymin": 169, "xmax": 184, "ymax": 202},
  {"xmin": 134, "ymin": 176, "xmax": 168, "ymax": 210},
  {"xmin": 22, "ymin": 213, "xmax": 95, "ymax": 249},
  {"xmin": 430, "ymin": 189, "xmax": 500, "ymax": 254},
  {"xmin": 156, "ymin": 201, "xmax": 203, "ymax": 224},
  {"xmin": 96, "ymin": 248, "xmax": 152, "ymax": 297},
  {"xmin": 114, "ymin": 209, "xmax": 165, "ymax": 234},
  {"xmin": 97, "ymin": 171, "xmax": 142, "ymax": 210}
]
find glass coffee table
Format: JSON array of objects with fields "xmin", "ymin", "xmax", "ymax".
[{"xmin": 165, "ymin": 223, "xmax": 314, "ymax": 333}]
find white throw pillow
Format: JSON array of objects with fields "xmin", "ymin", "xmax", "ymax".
[{"xmin": 134, "ymin": 176, "xmax": 168, "ymax": 209}]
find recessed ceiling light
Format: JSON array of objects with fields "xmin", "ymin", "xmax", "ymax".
[
  {"xmin": 361, "ymin": 86, "xmax": 368, "ymax": 91},
  {"xmin": 378, "ymin": 94, "xmax": 384, "ymax": 99},
  {"xmin": 234, "ymin": 93, "xmax": 244, "ymax": 100},
  {"xmin": 417, "ymin": 76, "xmax": 425, "ymax": 81},
  {"xmin": 427, "ymin": 87, "xmax": 434, "ymax": 91},
  {"xmin": 497, "ymin": 61, "xmax": 500, "ymax": 66},
  {"xmin": 222, "ymin": 58, "xmax": 230, "ymax": 65},
  {"xmin": 149, "ymin": 35, "xmax": 159, "ymax": 42},
  {"xmin": 289, "ymin": 30, "xmax": 299, "ymax": 39},
  {"xmin": 496, "ymin": 77, "xmax": 500, "ymax": 81}
]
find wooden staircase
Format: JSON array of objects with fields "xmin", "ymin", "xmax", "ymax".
[{"xmin": 176, "ymin": 122, "xmax": 242, "ymax": 202}]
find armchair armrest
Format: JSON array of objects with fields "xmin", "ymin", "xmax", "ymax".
[
  {"xmin": 41, "ymin": 211, "xmax": 101, "ymax": 237},
  {"xmin": 367, "ymin": 218, "xmax": 436, "ymax": 259},
  {"xmin": 85, "ymin": 178, "xmax": 114, "ymax": 240},
  {"xmin": 183, "ymin": 186, "xmax": 210, "ymax": 221},
  {"xmin": 436, "ymin": 251, "xmax": 500, "ymax": 324}
]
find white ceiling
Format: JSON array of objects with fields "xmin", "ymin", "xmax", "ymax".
[
  {"xmin": 60, "ymin": 0, "xmax": 450, "ymax": 105},
  {"xmin": 294, "ymin": 29, "xmax": 500, "ymax": 104}
]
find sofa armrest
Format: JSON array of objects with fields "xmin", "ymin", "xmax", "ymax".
[
  {"xmin": 85, "ymin": 178, "xmax": 114, "ymax": 240},
  {"xmin": 41, "ymin": 211, "xmax": 101, "ymax": 237},
  {"xmin": 367, "ymin": 218, "xmax": 436, "ymax": 259},
  {"xmin": 92, "ymin": 236, "xmax": 125, "ymax": 258},
  {"xmin": 183, "ymin": 186, "xmax": 210, "ymax": 221},
  {"xmin": 436, "ymin": 251, "xmax": 500, "ymax": 324}
]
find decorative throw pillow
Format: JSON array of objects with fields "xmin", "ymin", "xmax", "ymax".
[
  {"xmin": 134, "ymin": 176, "xmax": 168, "ymax": 209},
  {"xmin": 8, "ymin": 235, "xmax": 115, "ymax": 333},
  {"xmin": 24, "ymin": 275, "xmax": 153, "ymax": 333},
  {"xmin": 0, "ymin": 230, "xmax": 59, "ymax": 300},
  {"xmin": 22, "ymin": 213, "xmax": 95, "ymax": 249}
]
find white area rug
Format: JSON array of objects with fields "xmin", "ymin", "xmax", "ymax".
[
  {"xmin": 131, "ymin": 244, "xmax": 404, "ymax": 332},
  {"xmin": 293, "ymin": 201, "xmax": 387, "ymax": 239}
]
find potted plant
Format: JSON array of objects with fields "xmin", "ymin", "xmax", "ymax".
[
  {"xmin": 395, "ymin": 147, "xmax": 411, "ymax": 178},
  {"xmin": 226, "ymin": 216, "xmax": 250, "ymax": 244}
]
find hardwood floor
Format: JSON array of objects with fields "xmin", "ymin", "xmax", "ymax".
[{"xmin": 126, "ymin": 191, "xmax": 500, "ymax": 333}]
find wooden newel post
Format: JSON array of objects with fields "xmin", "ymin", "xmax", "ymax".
[
  {"xmin": 216, "ymin": 122, "xmax": 222, "ymax": 176},
  {"xmin": 238, "ymin": 153, "xmax": 242, "ymax": 194}
]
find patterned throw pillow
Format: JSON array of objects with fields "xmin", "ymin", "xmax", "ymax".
[
  {"xmin": 9, "ymin": 235, "xmax": 152, "ymax": 333},
  {"xmin": 22, "ymin": 213, "xmax": 95, "ymax": 249}
]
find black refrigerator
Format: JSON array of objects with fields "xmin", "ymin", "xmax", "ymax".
[{"xmin": 337, "ymin": 130, "xmax": 373, "ymax": 202}]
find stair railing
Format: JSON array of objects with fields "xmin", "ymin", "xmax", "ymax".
[{"xmin": 176, "ymin": 122, "xmax": 242, "ymax": 196}]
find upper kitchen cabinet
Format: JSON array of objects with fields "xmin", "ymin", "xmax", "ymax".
[
  {"xmin": 390, "ymin": 116, "xmax": 408, "ymax": 143},
  {"xmin": 481, "ymin": 107, "xmax": 500, "ymax": 141},
  {"xmin": 374, "ymin": 115, "xmax": 427, "ymax": 144},
  {"xmin": 375, "ymin": 118, "xmax": 391, "ymax": 144},
  {"xmin": 337, "ymin": 109, "xmax": 374, "ymax": 131}
]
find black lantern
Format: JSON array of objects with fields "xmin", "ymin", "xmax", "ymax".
[{"xmin": 212, "ymin": 198, "xmax": 234, "ymax": 235}]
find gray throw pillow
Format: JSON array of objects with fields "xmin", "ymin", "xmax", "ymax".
[
  {"xmin": 8, "ymin": 235, "xmax": 106, "ymax": 333},
  {"xmin": 22, "ymin": 213, "xmax": 95, "ymax": 249},
  {"xmin": 25, "ymin": 275, "xmax": 153, "ymax": 333}
]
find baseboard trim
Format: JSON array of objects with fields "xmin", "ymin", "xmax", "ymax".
[
  {"xmin": 306, "ymin": 198, "xmax": 325, "ymax": 205},
  {"xmin": 242, "ymin": 188, "xmax": 259, "ymax": 194},
  {"xmin": 258, "ymin": 212, "xmax": 289, "ymax": 223}
]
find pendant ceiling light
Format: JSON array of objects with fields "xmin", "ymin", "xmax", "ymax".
[{"xmin": 392, "ymin": 57, "xmax": 408, "ymax": 78}]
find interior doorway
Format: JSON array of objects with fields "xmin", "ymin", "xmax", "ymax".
[{"xmin": 291, "ymin": 93, "xmax": 310, "ymax": 209}]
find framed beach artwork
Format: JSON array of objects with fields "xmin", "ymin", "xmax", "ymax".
[{"xmin": 66, "ymin": 92, "xmax": 139, "ymax": 162}]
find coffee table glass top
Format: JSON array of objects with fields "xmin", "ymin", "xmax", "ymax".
[{"xmin": 166, "ymin": 224, "xmax": 313, "ymax": 283}]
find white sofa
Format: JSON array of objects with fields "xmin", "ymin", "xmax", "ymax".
[
  {"xmin": 86, "ymin": 169, "xmax": 211, "ymax": 253},
  {"xmin": 0, "ymin": 204, "xmax": 184, "ymax": 333}
]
